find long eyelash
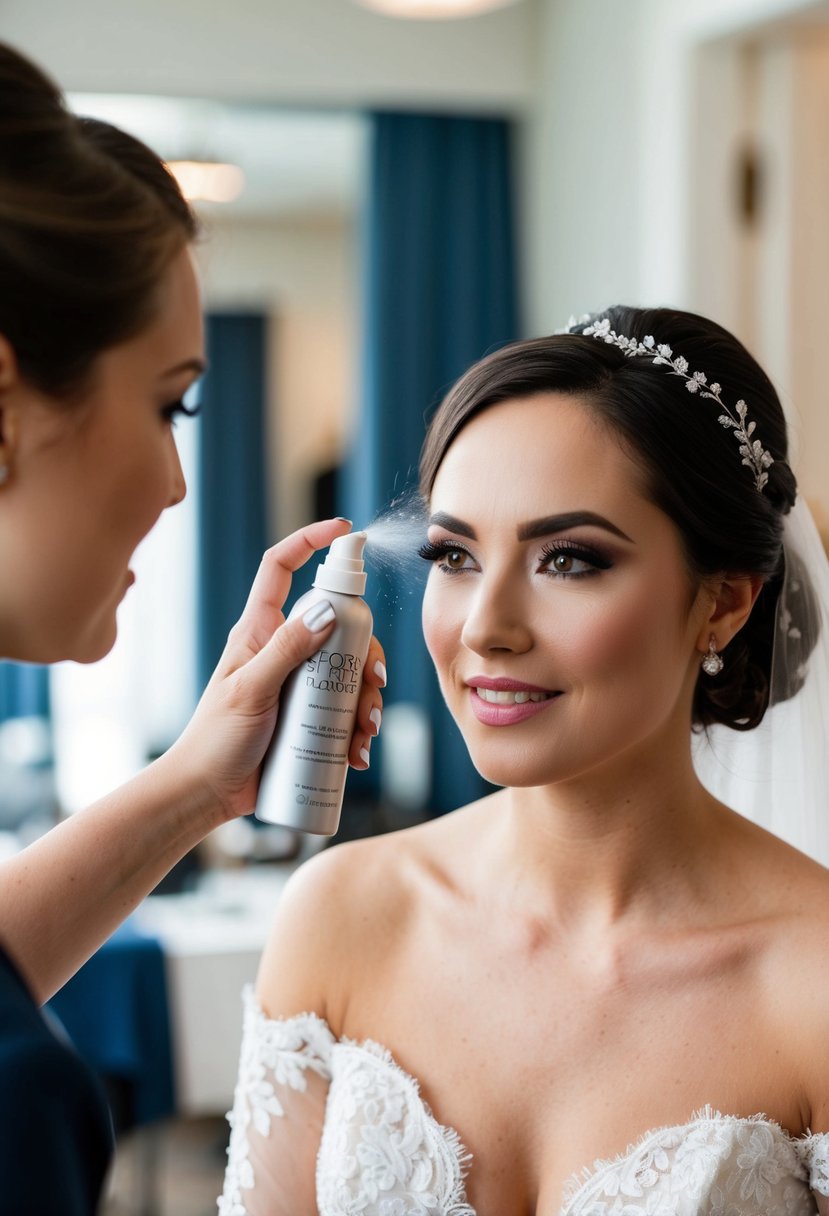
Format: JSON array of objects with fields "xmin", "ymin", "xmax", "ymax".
[
  {"xmin": 418, "ymin": 539, "xmax": 446, "ymax": 561},
  {"xmin": 539, "ymin": 540, "xmax": 612, "ymax": 575},
  {"xmin": 418, "ymin": 537, "xmax": 613, "ymax": 579},
  {"xmin": 163, "ymin": 399, "xmax": 202, "ymax": 423},
  {"xmin": 418, "ymin": 538, "xmax": 470, "ymax": 562},
  {"xmin": 417, "ymin": 538, "xmax": 475, "ymax": 576}
]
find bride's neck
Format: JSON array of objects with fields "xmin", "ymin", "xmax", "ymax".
[{"xmin": 487, "ymin": 735, "xmax": 723, "ymax": 937}]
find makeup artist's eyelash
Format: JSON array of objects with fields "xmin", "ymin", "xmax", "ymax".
[
  {"xmin": 418, "ymin": 537, "xmax": 612, "ymax": 579},
  {"xmin": 162, "ymin": 399, "xmax": 202, "ymax": 425}
]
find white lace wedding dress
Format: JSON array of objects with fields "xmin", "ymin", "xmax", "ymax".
[{"xmin": 218, "ymin": 986, "xmax": 829, "ymax": 1216}]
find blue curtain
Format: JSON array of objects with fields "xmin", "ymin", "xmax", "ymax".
[
  {"xmin": 0, "ymin": 663, "xmax": 50, "ymax": 724},
  {"xmin": 342, "ymin": 112, "xmax": 520, "ymax": 814},
  {"xmin": 196, "ymin": 313, "xmax": 268, "ymax": 694}
]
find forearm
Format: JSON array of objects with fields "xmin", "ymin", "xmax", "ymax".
[
  {"xmin": 0, "ymin": 522, "xmax": 386, "ymax": 1005},
  {"xmin": 0, "ymin": 746, "xmax": 225, "ymax": 1002}
]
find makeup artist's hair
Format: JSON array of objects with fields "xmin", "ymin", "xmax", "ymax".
[{"xmin": 0, "ymin": 41, "xmax": 197, "ymax": 401}]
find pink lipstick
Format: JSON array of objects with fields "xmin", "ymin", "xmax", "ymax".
[{"xmin": 466, "ymin": 677, "xmax": 561, "ymax": 727}]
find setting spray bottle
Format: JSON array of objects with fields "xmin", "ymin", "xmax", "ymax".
[{"xmin": 256, "ymin": 530, "xmax": 373, "ymax": 835}]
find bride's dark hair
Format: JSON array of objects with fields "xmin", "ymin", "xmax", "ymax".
[{"xmin": 419, "ymin": 305, "xmax": 816, "ymax": 732}]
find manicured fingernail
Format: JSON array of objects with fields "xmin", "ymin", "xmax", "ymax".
[
  {"xmin": 303, "ymin": 600, "xmax": 335, "ymax": 632},
  {"xmin": 359, "ymin": 746, "xmax": 371, "ymax": 768},
  {"xmin": 373, "ymin": 661, "xmax": 387, "ymax": 686},
  {"xmin": 369, "ymin": 707, "xmax": 382, "ymax": 735},
  {"xmin": 335, "ymin": 517, "xmax": 352, "ymax": 524}
]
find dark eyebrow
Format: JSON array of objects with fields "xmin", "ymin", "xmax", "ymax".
[
  {"xmin": 428, "ymin": 512, "xmax": 478, "ymax": 539},
  {"xmin": 517, "ymin": 511, "xmax": 634, "ymax": 544},
  {"xmin": 160, "ymin": 357, "xmax": 207, "ymax": 380},
  {"xmin": 429, "ymin": 509, "xmax": 633, "ymax": 544}
]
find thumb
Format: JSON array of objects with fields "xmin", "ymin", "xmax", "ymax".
[{"xmin": 242, "ymin": 597, "xmax": 336, "ymax": 710}]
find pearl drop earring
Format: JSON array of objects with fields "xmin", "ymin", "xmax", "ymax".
[{"xmin": 701, "ymin": 634, "xmax": 724, "ymax": 676}]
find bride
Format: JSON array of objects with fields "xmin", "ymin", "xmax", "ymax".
[{"xmin": 220, "ymin": 306, "xmax": 829, "ymax": 1216}]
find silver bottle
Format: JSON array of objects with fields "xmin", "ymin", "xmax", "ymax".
[{"xmin": 256, "ymin": 531, "xmax": 373, "ymax": 835}]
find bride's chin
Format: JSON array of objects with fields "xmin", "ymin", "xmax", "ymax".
[{"xmin": 463, "ymin": 745, "xmax": 568, "ymax": 791}]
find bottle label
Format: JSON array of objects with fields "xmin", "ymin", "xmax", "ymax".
[
  {"xmin": 304, "ymin": 649, "xmax": 362, "ymax": 694},
  {"xmin": 287, "ymin": 717, "xmax": 349, "ymax": 762}
]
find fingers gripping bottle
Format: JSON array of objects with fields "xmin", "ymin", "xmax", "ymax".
[{"xmin": 256, "ymin": 531, "xmax": 373, "ymax": 835}]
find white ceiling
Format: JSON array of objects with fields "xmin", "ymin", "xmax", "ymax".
[{"xmin": 68, "ymin": 93, "xmax": 367, "ymax": 221}]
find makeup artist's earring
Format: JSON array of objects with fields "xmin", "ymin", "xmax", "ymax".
[{"xmin": 701, "ymin": 634, "xmax": 724, "ymax": 676}]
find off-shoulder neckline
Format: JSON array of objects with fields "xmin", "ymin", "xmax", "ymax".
[{"xmin": 242, "ymin": 986, "xmax": 829, "ymax": 1215}]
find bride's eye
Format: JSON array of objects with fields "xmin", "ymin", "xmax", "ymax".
[
  {"xmin": 540, "ymin": 542, "xmax": 611, "ymax": 579},
  {"xmin": 417, "ymin": 539, "xmax": 476, "ymax": 574}
]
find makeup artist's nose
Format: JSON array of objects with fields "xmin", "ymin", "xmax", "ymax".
[
  {"xmin": 461, "ymin": 573, "xmax": 532, "ymax": 656},
  {"xmin": 166, "ymin": 431, "xmax": 187, "ymax": 508}
]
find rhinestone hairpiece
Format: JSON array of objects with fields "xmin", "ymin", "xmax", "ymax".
[{"xmin": 566, "ymin": 316, "xmax": 774, "ymax": 493}]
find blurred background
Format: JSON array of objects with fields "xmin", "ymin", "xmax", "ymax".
[{"xmin": 1, "ymin": 0, "xmax": 828, "ymax": 1210}]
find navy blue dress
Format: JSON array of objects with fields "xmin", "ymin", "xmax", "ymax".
[{"xmin": 0, "ymin": 942, "xmax": 113, "ymax": 1215}]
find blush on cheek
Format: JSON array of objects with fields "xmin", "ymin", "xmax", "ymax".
[
  {"xmin": 564, "ymin": 599, "xmax": 648, "ymax": 675},
  {"xmin": 421, "ymin": 592, "xmax": 463, "ymax": 697},
  {"xmin": 421, "ymin": 589, "xmax": 445, "ymax": 663},
  {"xmin": 568, "ymin": 594, "xmax": 691, "ymax": 728}
]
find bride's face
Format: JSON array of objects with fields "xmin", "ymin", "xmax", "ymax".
[{"xmin": 421, "ymin": 393, "xmax": 713, "ymax": 789}]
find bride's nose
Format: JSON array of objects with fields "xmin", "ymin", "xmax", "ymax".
[{"xmin": 460, "ymin": 572, "xmax": 533, "ymax": 656}]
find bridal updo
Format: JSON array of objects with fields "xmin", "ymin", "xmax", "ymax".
[
  {"xmin": 419, "ymin": 305, "xmax": 815, "ymax": 732},
  {"xmin": 0, "ymin": 41, "xmax": 197, "ymax": 401}
]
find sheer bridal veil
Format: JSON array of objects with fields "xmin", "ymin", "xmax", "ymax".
[{"xmin": 693, "ymin": 494, "xmax": 829, "ymax": 866}]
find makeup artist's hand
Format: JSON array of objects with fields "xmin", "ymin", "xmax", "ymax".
[{"xmin": 169, "ymin": 518, "xmax": 386, "ymax": 822}]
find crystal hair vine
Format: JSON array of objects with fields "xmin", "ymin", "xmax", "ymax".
[{"xmin": 563, "ymin": 316, "xmax": 774, "ymax": 492}]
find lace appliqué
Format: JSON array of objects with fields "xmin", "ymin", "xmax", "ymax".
[
  {"xmin": 218, "ymin": 988, "xmax": 829, "ymax": 1216},
  {"xmin": 799, "ymin": 1132, "xmax": 829, "ymax": 1198},
  {"xmin": 218, "ymin": 987, "xmax": 334, "ymax": 1216},
  {"xmin": 317, "ymin": 1039, "xmax": 474, "ymax": 1216},
  {"xmin": 218, "ymin": 988, "xmax": 474, "ymax": 1216},
  {"xmin": 562, "ymin": 1110, "xmax": 819, "ymax": 1216}
]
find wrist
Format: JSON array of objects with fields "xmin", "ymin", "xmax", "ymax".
[{"xmin": 149, "ymin": 740, "xmax": 230, "ymax": 837}]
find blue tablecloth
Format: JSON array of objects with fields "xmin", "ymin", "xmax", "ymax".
[{"xmin": 47, "ymin": 917, "xmax": 175, "ymax": 1126}]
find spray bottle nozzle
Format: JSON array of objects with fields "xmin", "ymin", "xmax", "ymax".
[
  {"xmin": 327, "ymin": 531, "xmax": 367, "ymax": 565},
  {"xmin": 314, "ymin": 529, "xmax": 368, "ymax": 596}
]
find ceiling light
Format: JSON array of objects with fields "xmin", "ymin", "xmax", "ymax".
[
  {"xmin": 166, "ymin": 160, "xmax": 245, "ymax": 204},
  {"xmin": 352, "ymin": 0, "xmax": 521, "ymax": 18}
]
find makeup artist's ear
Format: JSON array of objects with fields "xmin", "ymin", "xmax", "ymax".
[
  {"xmin": 0, "ymin": 336, "xmax": 22, "ymax": 479},
  {"xmin": 694, "ymin": 575, "xmax": 763, "ymax": 653}
]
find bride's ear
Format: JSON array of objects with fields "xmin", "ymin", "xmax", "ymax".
[{"xmin": 694, "ymin": 575, "xmax": 764, "ymax": 653}]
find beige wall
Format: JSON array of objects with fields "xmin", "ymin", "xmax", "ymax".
[
  {"xmin": 684, "ymin": 30, "xmax": 829, "ymax": 512},
  {"xmin": 783, "ymin": 34, "xmax": 829, "ymax": 514},
  {"xmin": 527, "ymin": 0, "xmax": 829, "ymax": 512},
  {"xmin": 520, "ymin": 0, "xmax": 647, "ymax": 333},
  {"xmin": 526, "ymin": 0, "xmax": 829, "ymax": 333}
]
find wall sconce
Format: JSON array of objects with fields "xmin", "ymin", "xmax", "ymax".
[
  {"xmin": 352, "ymin": 0, "xmax": 522, "ymax": 18},
  {"xmin": 166, "ymin": 160, "xmax": 245, "ymax": 204}
]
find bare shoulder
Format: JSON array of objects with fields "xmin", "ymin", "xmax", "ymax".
[
  {"xmin": 746, "ymin": 828, "xmax": 829, "ymax": 1129},
  {"xmin": 255, "ymin": 808, "xmax": 477, "ymax": 1028},
  {"xmin": 741, "ymin": 824, "xmax": 829, "ymax": 970},
  {"xmin": 787, "ymin": 858, "xmax": 829, "ymax": 1127}
]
